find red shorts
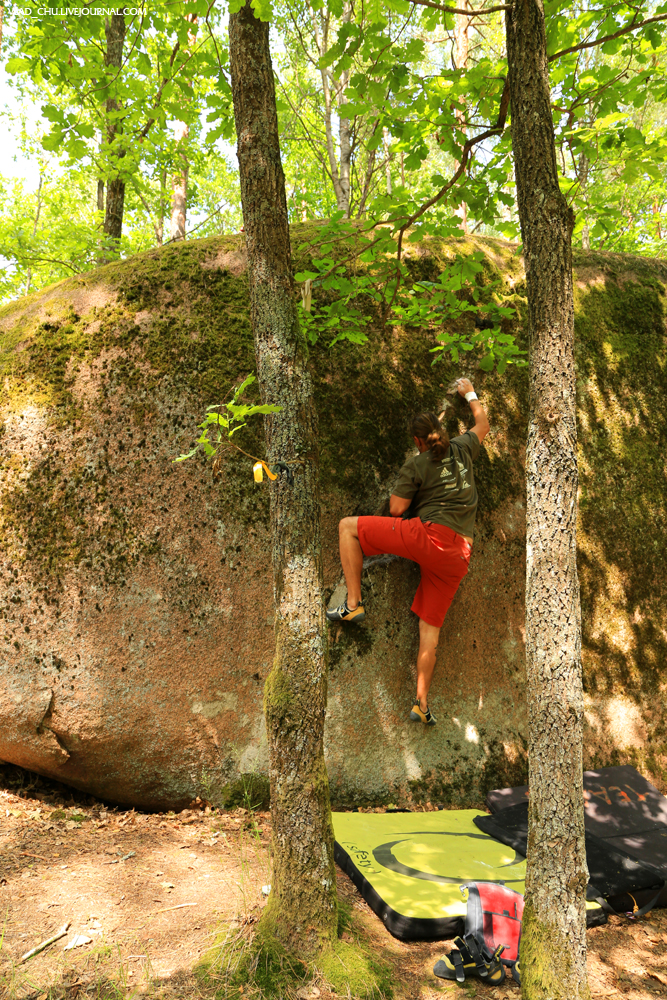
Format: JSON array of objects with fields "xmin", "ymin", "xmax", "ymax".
[{"xmin": 357, "ymin": 516, "xmax": 471, "ymax": 628}]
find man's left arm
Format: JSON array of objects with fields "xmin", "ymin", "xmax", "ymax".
[
  {"xmin": 390, "ymin": 494, "xmax": 412, "ymax": 516},
  {"xmin": 457, "ymin": 378, "xmax": 490, "ymax": 444}
]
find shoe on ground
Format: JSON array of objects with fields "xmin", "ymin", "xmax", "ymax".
[
  {"xmin": 410, "ymin": 701, "xmax": 436, "ymax": 726},
  {"xmin": 326, "ymin": 600, "xmax": 365, "ymax": 624},
  {"xmin": 433, "ymin": 936, "xmax": 505, "ymax": 985}
]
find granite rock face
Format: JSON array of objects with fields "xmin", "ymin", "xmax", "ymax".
[{"xmin": 0, "ymin": 232, "xmax": 665, "ymax": 809}]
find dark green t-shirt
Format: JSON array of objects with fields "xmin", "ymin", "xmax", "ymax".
[{"xmin": 392, "ymin": 430, "xmax": 481, "ymax": 538}]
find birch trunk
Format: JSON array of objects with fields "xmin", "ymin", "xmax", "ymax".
[
  {"xmin": 228, "ymin": 0, "xmax": 338, "ymax": 957},
  {"xmin": 505, "ymin": 1, "xmax": 590, "ymax": 997}
]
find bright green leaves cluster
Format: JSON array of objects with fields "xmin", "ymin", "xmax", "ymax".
[
  {"xmin": 5, "ymin": 2, "xmax": 234, "ymax": 204},
  {"xmin": 392, "ymin": 253, "xmax": 522, "ymax": 373},
  {"xmin": 174, "ymin": 375, "xmax": 281, "ymax": 463},
  {"xmin": 545, "ymin": 0, "xmax": 667, "ymax": 254},
  {"xmin": 284, "ymin": 0, "xmax": 667, "ymax": 365},
  {"xmin": 296, "ymin": 228, "xmax": 523, "ymax": 373},
  {"xmin": 284, "ymin": 1, "xmax": 519, "ymax": 370}
]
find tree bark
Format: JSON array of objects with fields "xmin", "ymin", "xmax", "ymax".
[
  {"xmin": 453, "ymin": 2, "xmax": 469, "ymax": 232},
  {"xmin": 169, "ymin": 121, "xmax": 189, "ymax": 241},
  {"xmin": 157, "ymin": 166, "xmax": 167, "ymax": 245},
  {"xmin": 383, "ymin": 126, "xmax": 392, "ymax": 195},
  {"xmin": 228, "ymin": 0, "xmax": 338, "ymax": 958},
  {"xmin": 25, "ymin": 171, "xmax": 44, "ymax": 295},
  {"xmin": 505, "ymin": 2, "xmax": 590, "ymax": 998},
  {"xmin": 314, "ymin": 8, "xmax": 351, "ymax": 217},
  {"xmin": 102, "ymin": 11, "xmax": 126, "ymax": 250}
]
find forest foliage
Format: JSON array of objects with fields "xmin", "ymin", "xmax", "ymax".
[{"xmin": 1, "ymin": 0, "xmax": 666, "ymax": 348}]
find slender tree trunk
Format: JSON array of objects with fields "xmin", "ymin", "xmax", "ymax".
[
  {"xmin": 157, "ymin": 166, "xmax": 167, "ymax": 245},
  {"xmin": 97, "ymin": 178, "xmax": 105, "ymax": 214},
  {"xmin": 102, "ymin": 11, "xmax": 126, "ymax": 251},
  {"xmin": 356, "ymin": 135, "xmax": 377, "ymax": 217},
  {"xmin": 169, "ymin": 15, "xmax": 196, "ymax": 242},
  {"xmin": 338, "ymin": 105, "xmax": 352, "ymax": 212},
  {"xmin": 25, "ymin": 171, "xmax": 44, "ymax": 295},
  {"xmin": 578, "ymin": 152, "xmax": 590, "ymax": 249},
  {"xmin": 170, "ymin": 121, "xmax": 189, "ymax": 241},
  {"xmin": 453, "ymin": 2, "xmax": 469, "ymax": 233},
  {"xmin": 335, "ymin": 4, "xmax": 352, "ymax": 214},
  {"xmin": 229, "ymin": 0, "xmax": 338, "ymax": 957},
  {"xmin": 505, "ymin": 2, "xmax": 590, "ymax": 998},
  {"xmin": 383, "ymin": 126, "xmax": 392, "ymax": 195},
  {"xmin": 653, "ymin": 197, "xmax": 662, "ymax": 240}
]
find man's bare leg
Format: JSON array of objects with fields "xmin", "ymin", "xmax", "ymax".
[
  {"xmin": 338, "ymin": 516, "xmax": 362, "ymax": 608},
  {"xmin": 416, "ymin": 619, "xmax": 441, "ymax": 710}
]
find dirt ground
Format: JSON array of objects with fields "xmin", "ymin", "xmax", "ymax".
[{"xmin": 1, "ymin": 764, "xmax": 667, "ymax": 1000}]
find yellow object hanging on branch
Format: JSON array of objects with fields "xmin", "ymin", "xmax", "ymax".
[{"xmin": 253, "ymin": 461, "xmax": 278, "ymax": 483}]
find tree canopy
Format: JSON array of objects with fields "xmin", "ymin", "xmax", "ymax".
[{"xmin": 1, "ymin": 0, "xmax": 665, "ymax": 302}]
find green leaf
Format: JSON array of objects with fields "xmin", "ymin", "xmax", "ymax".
[
  {"xmin": 173, "ymin": 447, "xmax": 199, "ymax": 463},
  {"xmin": 6, "ymin": 57, "xmax": 31, "ymax": 74}
]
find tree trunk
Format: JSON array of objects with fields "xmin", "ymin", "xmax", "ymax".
[
  {"xmin": 170, "ymin": 121, "xmax": 189, "ymax": 241},
  {"xmin": 383, "ymin": 126, "xmax": 392, "ymax": 195},
  {"xmin": 228, "ymin": 0, "xmax": 338, "ymax": 958},
  {"xmin": 578, "ymin": 152, "xmax": 590, "ymax": 249},
  {"xmin": 25, "ymin": 171, "xmax": 44, "ymax": 295},
  {"xmin": 102, "ymin": 11, "xmax": 126, "ymax": 250},
  {"xmin": 453, "ymin": 2, "xmax": 469, "ymax": 233},
  {"xmin": 505, "ymin": 2, "xmax": 590, "ymax": 998},
  {"xmin": 157, "ymin": 166, "xmax": 167, "ymax": 245},
  {"xmin": 338, "ymin": 106, "xmax": 352, "ymax": 213},
  {"xmin": 653, "ymin": 197, "xmax": 662, "ymax": 241}
]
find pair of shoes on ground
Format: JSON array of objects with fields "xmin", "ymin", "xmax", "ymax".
[{"xmin": 434, "ymin": 935, "xmax": 507, "ymax": 986}]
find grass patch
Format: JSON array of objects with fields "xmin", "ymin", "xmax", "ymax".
[
  {"xmin": 201, "ymin": 921, "xmax": 307, "ymax": 999},
  {"xmin": 200, "ymin": 905, "xmax": 392, "ymax": 1000},
  {"xmin": 317, "ymin": 939, "xmax": 393, "ymax": 999}
]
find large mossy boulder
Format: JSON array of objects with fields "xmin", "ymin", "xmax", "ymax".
[{"xmin": 0, "ymin": 231, "xmax": 665, "ymax": 809}]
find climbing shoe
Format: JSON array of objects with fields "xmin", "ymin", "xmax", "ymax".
[
  {"xmin": 511, "ymin": 959, "xmax": 521, "ymax": 985},
  {"xmin": 410, "ymin": 702, "xmax": 436, "ymax": 726},
  {"xmin": 326, "ymin": 600, "xmax": 365, "ymax": 624},
  {"xmin": 433, "ymin": 935, "xmax": 506, "ymax": 986}
]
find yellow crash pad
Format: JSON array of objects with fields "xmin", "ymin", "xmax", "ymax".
[{"xmin": 332, "ymin": 809, "xmax": 604, "ymax": 940}]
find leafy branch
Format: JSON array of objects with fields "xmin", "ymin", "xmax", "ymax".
[{"xmin": 174, "ymin": 375, "xmax": 281, "ymax": 479}]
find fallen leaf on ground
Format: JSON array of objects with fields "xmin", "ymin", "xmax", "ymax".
[{"xmin": 649, "ymin": 971, "xmax": 667, "ymax": 986}]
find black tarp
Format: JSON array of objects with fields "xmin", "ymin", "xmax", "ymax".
[
  {"xmin": 486, "ymin": 765, "xmax": 667, "ymax": 907},
  {"xmin": 474, "ymin": 802, "xmax": 665, "ymax": 915}
]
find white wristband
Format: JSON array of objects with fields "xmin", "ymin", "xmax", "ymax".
[{"xmin": 465, "ymin": 391, "xmax": 478, "ymax": 402}]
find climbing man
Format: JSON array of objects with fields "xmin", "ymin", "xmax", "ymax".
[{"xmin": 326, "ymin": 378, "xmax": 490, "ymax": 725}]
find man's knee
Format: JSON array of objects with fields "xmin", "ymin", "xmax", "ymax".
[{"xmin": 339, "ymin": 516, "xmax": 358, "ymax": 536}]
